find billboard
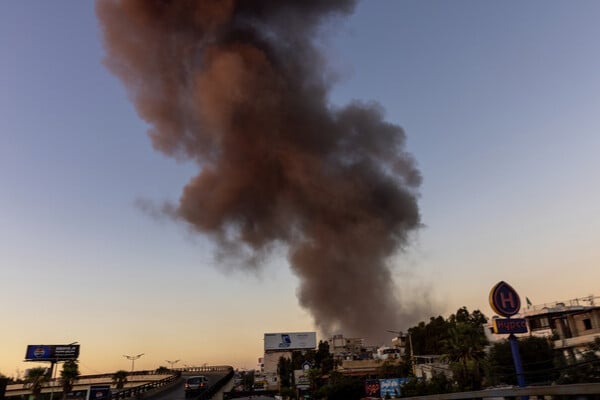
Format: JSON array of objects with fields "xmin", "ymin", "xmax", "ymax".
[
  {"xmin": 380, "ymin": 378, "xmax": 408, "ymax": 398},
  {"xmin": 87, "ymin": 386, "xmax": 111, "ymax": 400},
  {"xmin": 264, "ymin": 332, "xmax": 316, "ymax": 351},
  {"xmin": 364, "ymin": 379, "xmax": 380, "ymax": 398},
  {"xmin": 25, "ymin": 344, "xmax": 80, "ymax": 361}
]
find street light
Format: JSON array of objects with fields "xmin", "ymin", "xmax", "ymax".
[
  {"xmin": 165, "ymin": 359, "xmax": 180, "ymax": 370},
  {"xmin": 123, "ymin": 353, "xmax": 144, "ymax": 372}
]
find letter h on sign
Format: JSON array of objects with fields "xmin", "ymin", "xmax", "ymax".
[{"xmin": 500, "ymin": 292, "xmax": 516, "ymax": 309}]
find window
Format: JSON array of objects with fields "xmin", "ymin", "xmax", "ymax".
[
  {"xmin": 583, "ymin": 318, "xmax": 592, "ymax": 330},
  {"xmin": 529, "ymin": 316, "xmax": 550, "ymax": 330}
]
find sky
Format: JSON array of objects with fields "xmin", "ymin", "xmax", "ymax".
[{"xmin": 1, "ymin": 0, "xmax": 600, "ymax": 377}]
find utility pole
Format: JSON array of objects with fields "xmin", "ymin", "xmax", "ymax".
[{"xmin": 386, "ymin": 330, "xmax": 416, "ymax": 376}]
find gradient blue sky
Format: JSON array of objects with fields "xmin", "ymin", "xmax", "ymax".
[{"xmin": 2, "ymin": 1, "xmax": 599, "ymax": 377}]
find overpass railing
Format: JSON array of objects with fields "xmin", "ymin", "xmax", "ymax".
[
  {"xmin": 111, "ymin": 372, "xmax": 181, "ymax": 400},
  {"xmin": 173, "ymin": 366, "xmax": 232, "ymax": 374}
]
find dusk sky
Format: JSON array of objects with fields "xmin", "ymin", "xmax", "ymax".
[{"xmin": 2, "ymin": 1, "xmax": 599, "ymax": 377}]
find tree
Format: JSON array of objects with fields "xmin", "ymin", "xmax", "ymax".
[
  {"xmin": 486, "ymin": 335, "xmax": 556, "ymax": 386},
  {"xmin": 155, "ymin": 366, "xmax": 170, "ymax": 374},
  {"xmin": 1, "ymin": 373, "xmax": 10, "ymax": 400},
  {"xmin": 376, "ymin": 359, "xmax": 410, "ymax": 379},
  {"xmin": 60, "ymin": 361, "xmax": 80, "ymax": 400},
  {"xmin": 408, "ymin": 316, "xmax": 450, "ymax": 356},
  {"xmin": 315, "ymin": 341, "xmax": 335, "ymax": 374},
  {"xmin": 25, "ymin": 367, "xmax": 50, "ymax": 400},
  {"xmin": 556, "ymin": 337, "xmax": 600, "ymax": 384},
  {"xmin": 314, "ymin": 370, "xmax": 363, "ymax": 400},
  {"xmin": 277, "ymin": 356, "xmax": 293, "ymax": 389},
  {"xmin": 442, "ymin": 308, "xmax": 488, "ymax": 391},
  {"xmin": 112, "ymin": 370, "xmax": 128, "ymax": 390},
  {"xmin": 401, "ymin": 372, "xmax": 456, "ymax": 397}
]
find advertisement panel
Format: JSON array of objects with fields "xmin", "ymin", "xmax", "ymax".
[
  {"xmin": 25, "ymin": 345, "xmax": 80, "ymax": 361},
  {"xmin": 364, "ymin": 379, "xmax": 380, "ymax": 398},
  {"xmin": 264, "ymin": 332, "xmax": 316, "ymax": 351},
  {"xmin": 87, "ymin": 386, "xmax": 111, "ymax": 400},
  {"xmin": 380, "ymin": 378, "xmax": 407, "ymax": 398},
  {"xmin": 294, "ymin": 370, "xmax": 310, "ymax": 390}
]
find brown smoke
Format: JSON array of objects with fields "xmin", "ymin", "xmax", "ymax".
[{"xmin": 97, "ymin": 0, "xmax": 424, "ymax": 343}]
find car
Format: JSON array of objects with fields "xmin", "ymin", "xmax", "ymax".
[{"xmin": 184, "ymin": 375, "xmax": 209, "ymax": 397}]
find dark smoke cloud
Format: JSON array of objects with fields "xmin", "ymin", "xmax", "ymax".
[{"xmin": 97, "ymin": 0, "xmax": 426, "ymax": 343}]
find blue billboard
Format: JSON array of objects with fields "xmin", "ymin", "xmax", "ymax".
[
  {"xmin": 25, "ymin": 345, "xmax": 80, "ymax": 361},
  {"xmin": 87, "ymin": 386, "xmax": 111, "ymax": 400},
  {"xmin": 380, "ymin": 378, "xmax": 408, "ymax": 398}
]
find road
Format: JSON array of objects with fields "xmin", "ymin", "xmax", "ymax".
[{"xmin": 148, "ymin": 373, "xmax": 225, "ymax": 400}]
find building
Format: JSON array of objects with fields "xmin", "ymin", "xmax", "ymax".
[
  {"xmin": 485, "ymin": 295, "xmax": 600, "ymax": 359},
  {"xmin": 327, "ymin": 334, "xmax": 365, "ymax": 361}
]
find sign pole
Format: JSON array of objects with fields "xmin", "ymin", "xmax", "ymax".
[
  {"xmin": 508, "ymin": 333, "xmax": 526, "ymax": 388},
  {"xmin": 488, "ymin": 281, "xmax": 528, "ymax": 399}
]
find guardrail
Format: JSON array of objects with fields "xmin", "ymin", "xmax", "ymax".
[
  {"xmin": 4, "ymin": 371, "xmax": 180, "ymax": 400},
  {"xmin": 174, "ymin": 366, "xmax": 232, "ymax": 374},
  {"xmin": 401, "ymin": 382, "xmax": 600, "ymax": 399},
  {"xmin": 111, "ymin": 372, "xmax": 181, "ymax": 400},
  {"xmin": 4, "ymin": 367, "xmax": 235, "ymax": 400},
  {"xmin": 196, "ymin": 367, "xmax": 234, "ymax": 400}
]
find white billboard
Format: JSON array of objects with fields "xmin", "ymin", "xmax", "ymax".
[{"xmin": 264, "ymin": 332, "xmax": 316, "ymax": 351}]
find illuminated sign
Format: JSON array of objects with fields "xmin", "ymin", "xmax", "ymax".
[
  {"xmin": 365, "ymin": 379, "xmax": 380, "ymax": 398},
  {"xmin": 493, "ymin": 318, "xmax": 528, "ymax": 334},
  {"xmin": 489, "ymin": 281, "xmax": 521, "ymax": 317},
  {"xmin": 25, "ymin": 345, "xmax": 80, "ymax": 361},
  {"xmin": 380, "ymin": 378, "xmax": 407, "ymax": 398}
]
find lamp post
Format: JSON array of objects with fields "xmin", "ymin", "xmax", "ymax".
[
  {"xmin": 123, "ymin": 353, "xmax": 144, "ymax": 372},
  {"xmin": 165, "ymin": 359, "xmax": 180, "ymax": 370}
]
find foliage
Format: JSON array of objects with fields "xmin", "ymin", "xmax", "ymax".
[
  {"xmin": 1, "ymin": 374, "xmax": 10, "ymax": 400},
  {"xmin": 393, "ymin": 306, "xmax": 489, "ymax": 392},
  {"xmin": 485, "ymin": 335, "xmax": 556, "ymax": 386},
  {"xmin": 555, "ymin": 337, "xmax": 600, "ymax": 384},
  {"xmin": 313, "ymin": 371, "xmax": 364, "ymax": 400},
  {"xmin": 439, "ymin": 308, "xmax": 488, "ymax": 390},
  {"xmin": 408, "ymin": 316, "xmax": 450, "ymax": 356},
  {"xmin": 155, "ymin": 366, "xmax": 170, "ymax": 374},
  {"xmin": 112, "ymin": 370, "xmax": 128, "ymax": 389},
  {"xmin": 376, "ymin": 359, "xmax": 410, "ymax": 379},
  {"xmin": 60, "ymin": 360, "xmax": 80, "ymax": 400},
  {"xmin": 25, "ymin": 367, "xmax": 50, "ymax": 400},
  {"xmin": 400, "ymin": 373, "xmax": 456, "ymax": 397},
  {"xmin": 277, "ymin": 356, "xmax": 293, "ymax": 389},
  {"xmin": 277, "ymin": 340, "xmax": 337, "ymax": 395},
  {"xmin": 315, "ymin": 340, "xmax": 335, "ymax": 374}
]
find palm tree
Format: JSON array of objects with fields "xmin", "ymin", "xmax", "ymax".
[
  {"xmin": 112, "ymin": 370, "xmax": 128, "ymax": 390},
  {"xmin": 25, "ymin": 367, "xmax": 50, "ymax": 400},
  {"xmin": 60, "ymin": 361, "xmax": 80, "ymax": 400},
  {"xmin": 443, "ymin": 322, "xmax": 488, "ymax": 390}
]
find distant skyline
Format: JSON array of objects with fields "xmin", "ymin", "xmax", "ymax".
[{"xmin": 2, "ymin": 1, "xmax": 599, "ymax": 377}]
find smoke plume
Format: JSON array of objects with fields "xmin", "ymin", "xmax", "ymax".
[{"xmin": 97, "ymin": 0, "xmax": 425, "ymax": 342}]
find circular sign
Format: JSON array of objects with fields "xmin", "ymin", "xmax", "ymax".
[{"xmin": 489, "ymin": 281, "xmax": 521, "ymax": 317}]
